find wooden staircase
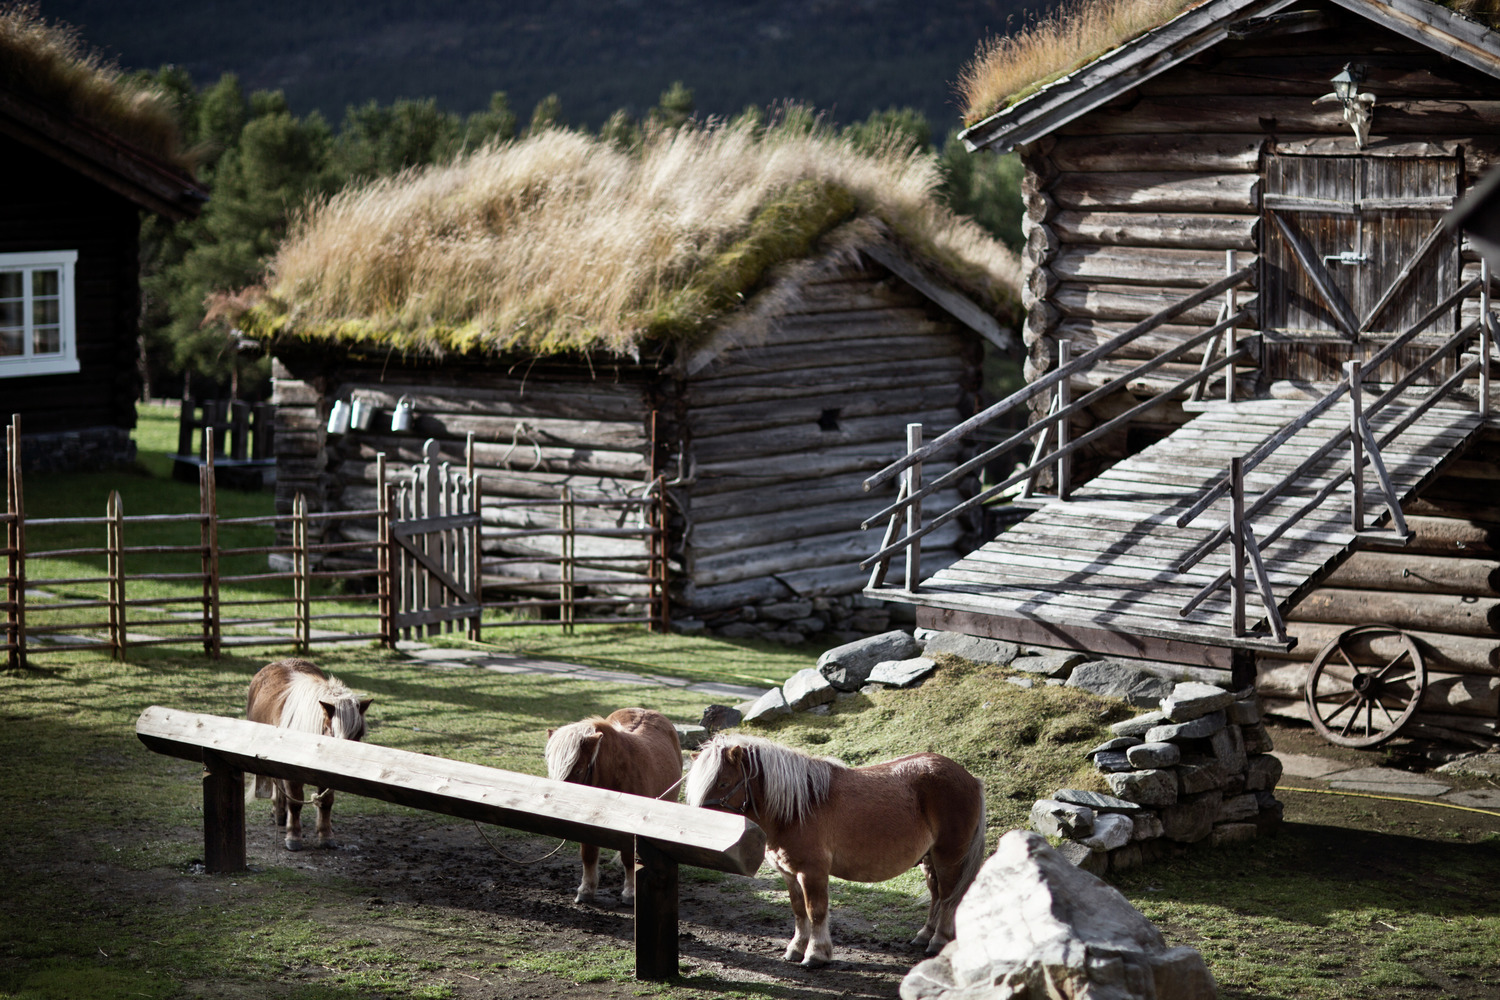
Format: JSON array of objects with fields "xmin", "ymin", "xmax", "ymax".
[{"xmin": 870, "ymin": 396, "xmax": 1484, "ymax": 671}]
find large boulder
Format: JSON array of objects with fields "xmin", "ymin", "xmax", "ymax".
[
  {"xmin": 921, "ymin": 631, "xmax": 1020, "ymax": 668},
  {"xmin": 1066, "ymin": 660, "xmax": 1175, "ymax": 707},
  {"xmin": 818, "ymin": 630, "xmax": 921, "ymax": 690},
  {"xmin": 902, "ymin": 831, "xmax": 1216, "ymax": 1000}
]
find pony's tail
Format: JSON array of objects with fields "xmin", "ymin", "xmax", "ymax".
[{"xmin": 951, "ymin": 790, "xmax": 988, "ymax": 905}]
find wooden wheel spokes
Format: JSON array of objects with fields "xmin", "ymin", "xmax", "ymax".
[{"xmin": 1305, "ymin": 624, "xmax": 1427, "ymax": 749}]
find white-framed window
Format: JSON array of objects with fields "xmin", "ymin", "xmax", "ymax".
[{"xmin": 0, "ymin": 250, "xmax": 79, "ymax": 378}]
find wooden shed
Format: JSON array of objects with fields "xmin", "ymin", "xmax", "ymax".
[
  {"xmin": 0, "ymin": 11, "xmax": 205, "ymax": 471},
  {"xmin": 857, "ymin": 0, "xmax": 1500, "ymax": 748},
  {"xmin": 245, "ymin": 125, "xmax": 1020, "ymax": 640}
]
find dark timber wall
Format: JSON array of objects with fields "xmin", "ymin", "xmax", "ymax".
[{"xmin": 0, "ymin": 136, "xmax": 142, "ymax": 449}]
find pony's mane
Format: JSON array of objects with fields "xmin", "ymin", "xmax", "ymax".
[
  {"xmin": 687, "ymin": 733, "xmax": 844, "ymax": 824},
  {"xmin": 545, "ymin": 717, "xmax": 605, "ymax": 781},
  {"xmin": 281, "ymin": 671, "xmax": 364, "ymax": 740}
]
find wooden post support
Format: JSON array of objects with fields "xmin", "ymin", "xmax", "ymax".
[
  {"xmin": 654, "ymin": 477, "xmax": 671, "ymax": 635},
  {"xmin": 1056, "ymin": 340, "xmax": 1072, "ymax": 501},
  {"xmin": 1346, "ymin": 360, "xmax": 1365, "ymax": 533},
  {"xmin": 633, "ymin": 838, "xmax": 680, "ymax": 981},
  {"xmin": 1224, "ymin": 250, "xmax": 1237, "ymax": 403},
  {"xmin": 377, "ymin": 453, "xmax": 393, "ymax": 648},
  {"xmin": 1230, "ymin": 458, "xmax": 1246, "ymax": 637},
  {"xmin": 561, "ymin": 486, "xmax": 575, "ymax": 633},
  {"xmin": 1482, "ymin": 259, "xmax": 1493, "ymax": 420},
  {"xmin": 904, "ymin": 423, "xmax": 922, "ymax": 592},
  {"xmin": 466, "ymin": 434, "xmax": 482, "ymax": 642},
  {"xmin": 201, "ymin": 748, "xmax": 246, "ymax": 873}
]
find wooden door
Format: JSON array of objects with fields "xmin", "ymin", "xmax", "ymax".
[{"xmin": 1260, "ymin": 154, "xmax": 1460, "ymax": 383}]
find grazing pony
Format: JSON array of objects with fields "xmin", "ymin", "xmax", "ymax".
[
  {"xmin": 686, "ymin": 733, "xmax": 986, "ymax": 967},
  {"xmin": 545, "ymin": 708, "xmax": 682, "ymax": 904},
  {"xmin": 246, "ymin": 658, "xmax": 372, "ymax": 850}
]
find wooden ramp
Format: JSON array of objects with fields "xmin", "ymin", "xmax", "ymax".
[{"xmin": 874, "ymin": 398, "xmax": 1485, "ymax": 670}]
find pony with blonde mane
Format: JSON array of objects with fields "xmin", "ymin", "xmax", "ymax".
[
  {"xmin": 545, "ymin": 708, "xmax": 682, "ymax": 904},
  {"xmin": 687, "ymin": 732, "xmax": 986, "ymax": 967},
  {"xmin": 246, "ymin": 658, "xmax": 372, "ymax": 850}
]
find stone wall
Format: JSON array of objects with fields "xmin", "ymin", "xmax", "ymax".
[
  {"xmin": 9, "ymin": 425, "xmax": 135, "ymax": 473},
  {"xmin": 1030, "ymin": 682, "xmax": 1283, "ymax": 875}
]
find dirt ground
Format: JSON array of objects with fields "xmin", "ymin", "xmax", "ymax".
[{"xmin": 135, "ymin": 718, "xmax": 1500, "ymax": 999}]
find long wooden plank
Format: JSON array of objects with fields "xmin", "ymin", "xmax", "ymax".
[{"xmin": 135, "ymin": 706, "xmax": 764, "ymax": 875}]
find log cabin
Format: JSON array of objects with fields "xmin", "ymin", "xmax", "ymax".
[
  {"xmin": 0, "ymin": 10, "xmax": 205, "ymax": 471},
  {"xmin": 859, "ymin": 0, "xmax": 1500, "ymax": 748},
  {"xmin": 239, "ymin": 124, "xmax": 1020, "ymax": 640}
]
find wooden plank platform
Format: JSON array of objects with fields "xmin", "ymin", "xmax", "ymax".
[{"xmin": 871, "ymin": 398, "xmax": 1485, "ymax": 666}]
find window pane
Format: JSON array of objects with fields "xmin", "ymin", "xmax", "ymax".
[
  {"xmin": 33, "ymin": 325, "xmax": 60, "ymax": 355},
  {"xmin": 32, "ymin": 269, "xmax": 59, "ymax": 297},
  {"xmin": 0, "ymin": 329, "xmax": 20, "ymax": 356},
  {"xmin": 0, "ymin": 271, "xmax": 20, "ymax": 300},
  {"xmin": 0, "ymin": 300, "xmax": 20, "ymax": 328},
  {"xmin": 32, "ymin": 298, "xmax": 59, "ymax": 327}
]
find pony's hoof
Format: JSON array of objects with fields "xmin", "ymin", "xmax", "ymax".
[
  {"xmin": 319, "ymin": 839, "xmax": 339, "ymax": 850},
  {"xmin": 925, "ymin": 938, "xmax": 949, "ymax": 955},
  {"xmin": 910, "ymin": 930, "xmax": 933, "ymax": 947},
  {"xmin": 574, "ymin": 891, "xmax": 595, "ymax": 905},
  {"xmin": 284, "ymin": 839, "xmax": 302, "ymax": 851},
  {"xmin": 800, "ymin": 953, "xmax": 830, "ymax": 969},
  {"xmin": 782, "ymin": 946, "xmax": 805, "ymax": 963},
  {"xmin": 620, "ymin": 891, "xmax": 634, "ymax": 906}
]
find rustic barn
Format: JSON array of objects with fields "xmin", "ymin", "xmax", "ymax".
[
  {"xmin": 241, "ymin": 124, "xmax": 1020, "ymax": 640},
  {"xmin": 0, "ymin": 9, "xmax": 205, "ymax": 471},
  {"xmin": 858, "ymin": 0, "xmax": 1500, "ymax": 748}
]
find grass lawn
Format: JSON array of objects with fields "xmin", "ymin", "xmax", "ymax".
[{"xmin": 2, "ymin": 405, "xmax": 1500, "ymax": 999}]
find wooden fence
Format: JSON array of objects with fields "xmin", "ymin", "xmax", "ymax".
[{"xmin": 3, "ymin": 417, "xmax": 669, "ymax": 668}]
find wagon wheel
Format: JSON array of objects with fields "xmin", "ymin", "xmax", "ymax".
[{"xmin": 1304, "ymin": 624, "xmax": 1426, "ymax": 749}]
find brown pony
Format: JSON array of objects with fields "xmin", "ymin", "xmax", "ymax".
[
  {"xmin": 246, "ymin": 658, "xmax": 372, "ymax": 851},
  {"xmin": 686, "ymin": 733, "xmax": 986, "ymax": 967},
  {"xmin": 545, "ymin": 708, "xmax": 682, "ymax": 905}
]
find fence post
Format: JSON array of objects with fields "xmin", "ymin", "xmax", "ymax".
[
  {"xmin": 1346, "ymin": 360, "xmax": 1365, "ymax": 533},
  {"xmin": 1056, "ymin": 340, "xmax": 1072, "ymax": 501},
  {"xmin": 653, "ymin": 477, "xmax": 671, "ymax": 635},
  {"xmin": 293, "ymin": 493, "xmax": 309, "ymax": 652},
  {"xmin": 560, "ymin": 485, "xmax": 575, "ymax": 634},
  {"xmin": 1230, "ymin": 458, "xmax": 1245, "ymax": 637},
  {"xmin": 201, "ymin": 430, "xmax": 221, "ymax": 658},
  {"xmin": 107, "ymin": 489, "xmax": 126, "ymax": 660},
  {"xmin": 904, "ymin": 423, "xmax": 923, "ymax": 592},
  {"xmin": 5, "ymin": 415, "xmax": 24, "ymax": 669},
  {"xmin": 1224, "ymin": 250, "xmax": 1237, "ymax": 403},
  {"xmin": 377, "ymin": 453, "xmax": 393, "ymax": 648},
  {"xmin": 467, "ymin": 433, "xmax": 482, "ymax": 642}
]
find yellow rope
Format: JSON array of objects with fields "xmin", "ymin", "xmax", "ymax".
[{"xmin": 1279, "ymin": 784, "xmax": 1500, "ymax": 818}]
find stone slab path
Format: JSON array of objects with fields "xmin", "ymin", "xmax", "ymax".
[{"xmin": 1272, "ymin": 749, "xmax": 1500, "ymax": 814}]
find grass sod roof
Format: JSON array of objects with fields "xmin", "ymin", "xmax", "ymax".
[
  {"xmin": 235, "ymin": 122, "xmax": 1022, "ymax": 360},
  {"xmin": 0, "ymin": 3, "xmax": 189, "ymax": 170},
  {"xmin": 956, "ymin": 0, "xmax": 1500, "ymax": 126}
]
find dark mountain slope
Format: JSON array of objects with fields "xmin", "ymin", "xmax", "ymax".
[{"xmin": 45, "ymin": 0, "xmax": 1026, "ymax": 130}]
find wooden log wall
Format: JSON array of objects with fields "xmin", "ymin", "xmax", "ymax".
[
  {"xmin": 269, "ymin": 355, "xmax": 659, "ymax": 588},
  {"xmin": 1017, "ymin": 7, "xmax": 1500, "ymax": 486},
  {"xmin": 676, "ymin": 256, "xmax": 981, "ymax": 613},
  {"xmin": 1257, "ymin": 430, "xmax": 1500, "ymax": 747}
]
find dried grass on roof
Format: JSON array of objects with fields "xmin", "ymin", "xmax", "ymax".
[
  {"xmin": 957, "ymin": 0, "xmax": 1198, "ymax": 125},
  {"xmin": 0, "ymin": 3, "xmax": 188, "ymax": 169},
  {"xmin": 244, "ymin": 120, "xmax": 1020, "ymax": 359}
]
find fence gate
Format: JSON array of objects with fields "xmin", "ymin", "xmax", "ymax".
[{"xmin": 388, "ymin": 440, "xmax": 482, "ymax": 641}]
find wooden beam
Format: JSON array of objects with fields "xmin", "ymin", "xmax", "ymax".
[
  {"xmin": 135, "ymin": 707, "xmax": 765, "ymax": 875},
  {"xmin": 912, "ymin": 604, "xmax": 1240, "ymax": 669},
  {"xmin": 859, "ymin": 242, "xmax": 1016, "ymax": 351}
]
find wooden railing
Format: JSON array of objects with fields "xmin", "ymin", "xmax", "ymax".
[
  {"xmin": 3, "ymin": 419, "xmax": 670, "ymax": 668},
  {"xmin": 1173, "ymin": 264, "xmax": 1494, "ymax": 640},
  {"xmin": 860, "ymin": 257, "xmax": 1257, "ymax": 588}
]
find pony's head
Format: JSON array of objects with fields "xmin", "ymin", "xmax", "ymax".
[
  {"xmin": 545, "ymin": 719, "xmax": 605, "ymax": 783},
  {"xmin": 320, "ymin": 690, "xmax": 372, "ymax": 741},
  {"xmin": 686, "ymin": 733, "xmax": 839, "ymax": 823}
]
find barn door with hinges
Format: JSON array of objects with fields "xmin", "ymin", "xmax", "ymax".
[{"xmin": 1260, "ymin": 154, "xmax": 1461, "ymax": 383}]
